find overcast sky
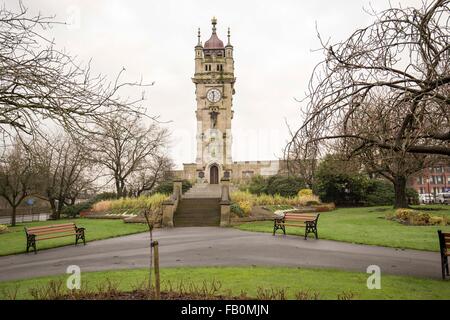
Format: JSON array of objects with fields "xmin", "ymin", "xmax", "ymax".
[{"xmin": 9, "ymin": 0, "xmax": 423, "ymax": 168}]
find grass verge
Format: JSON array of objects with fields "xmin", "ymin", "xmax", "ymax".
[
  {"xmin": 236, "ymin": 206, "xmax": 450, "ymax": 252},
  {"xmin": 0, "ymin": 266, "xmax": 449, "ymax": 300},
  {"xmin": 0, "ymin": 219, "xmax": 148, "ymax": 256}
]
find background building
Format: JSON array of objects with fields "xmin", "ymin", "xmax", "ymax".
[{"xmin": 408, "ymin": 163, "xmax": 450, "ymax": 195}]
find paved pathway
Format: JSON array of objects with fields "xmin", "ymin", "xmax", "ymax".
[{"xmin": 0, "ymin": 227, "xmax": 441, "ymax": 282}]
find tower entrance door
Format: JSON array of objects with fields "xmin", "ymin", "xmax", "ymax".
[{"xmin": 210, "ymin": 165, "xmax": 219, "ymax": 184}]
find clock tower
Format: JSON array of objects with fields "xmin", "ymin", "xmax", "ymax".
[{"xmin": 193, "ymin": 17, "xmax": 235, "ymax": 184}]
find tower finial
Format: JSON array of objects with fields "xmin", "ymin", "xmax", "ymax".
[
  {"xmin": 211, "ymin": 16, "xmax": 217, "ymax": 33},
  {"xmin": 197, "ymin": 27, "xmax": 201, "ymax": 45},
  {"xmin": 227, "ymin": 27, "xmax": 231, "ymax": 45}
]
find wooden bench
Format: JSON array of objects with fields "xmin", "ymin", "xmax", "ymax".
[
  {"xmin": 438, "ymin": 230, "xmax": 450, "ymax": 280},
  {"xmin": 273, "ymin": 212, "xmax": 320, "ymax": 240},
  {"xmin": 25, "ymin": 223, "xmax": 86, "ymax": 254}
]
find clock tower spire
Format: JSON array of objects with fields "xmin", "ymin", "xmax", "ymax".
[{"xmin": 192, "ymin": 17, "xmax": 235, "ymax": 184}]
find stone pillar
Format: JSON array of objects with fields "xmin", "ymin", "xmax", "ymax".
[
  {"xmin": 173, "ymin": 179, "xmax": 183, "ymax": 198},
  {"xmin": 162, "ymin": 180, "xmax": 183, "ymax": 228},
  {"xmin": 220, "ymin": 177, "xmax": 231, "ymax": 227},
  {"xmin": 161, "ymin": 199, "xmax": 175, "ymax": 228},
  {"xmin": 221, "ymin": 177, "xmax": 230, "ymax": 202}
]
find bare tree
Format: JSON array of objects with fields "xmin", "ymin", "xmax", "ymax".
[
  {"xmin": 0, "ymin": 2, "xmax": 151, "ymax": 146},
  {"xmin": 65, "ymin": 176, "xmax": 97, "ymax": 206},
  {"xmin": 287, "ymin": 0, "xmax": 450, "ymax": 207},
  {"xmin": 31, "ymin": 134, "xmax": 97, "ymax": 219},
  {"xmin": 293, "ymin": 0, "xmax": 449, "ymax": 155},
  {"xmin": 127, "ymin": 155, "xmax": 173, "ymax": 197},
  {"xmin": 90, "ymin": 115, "xmax": 170, "ymax": 198},
  {"xmin": 284, "ymin": 122, "xmax": 320, "ymax": 188},
  {"xmin": 0, "ymin": 139, "xmax": 34, "ymax": 226}
]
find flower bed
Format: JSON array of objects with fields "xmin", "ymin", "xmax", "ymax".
[
  {"xmin": 83, "ymin": 194, "xmax": 169, "ymax": 225},
  {"xmin": 230, "ymin": 190, "xmax": 334, "ymax": 218},
  {"xmin": 0, "ymin": 224, "xmax": 8, "ymax": 234},
  {"xmin": 388, "ymin": 208, "xmax": 449, "ymax": 226}
]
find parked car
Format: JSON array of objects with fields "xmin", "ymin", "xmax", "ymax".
[
  {"xmin": 419, "ymin": 193, "xmax": 434, "ymax": 204},
  {"xmin": 436, "ymin": 192, "xmax": 450, "ymax": 205}
]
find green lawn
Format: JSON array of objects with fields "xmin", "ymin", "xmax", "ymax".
[
  {"xmin": 237, "ymin": 206, "xmax": 450, "ymax": 252},
  {"xmin": 0, "ymin": 266, "xmax": 449, "ymax": 300},
  {"xmin": 0, "ymin": 219, "xmax": 148, "ymax": 256}
]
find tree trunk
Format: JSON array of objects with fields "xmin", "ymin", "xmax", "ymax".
[
  {"xmin": 49, "ymin": 199, "xmax": 57, "ymax": 219},
  {"xmin": 55, "ymin": 198, "xmax": 64, "ymax": 220},
  {"xmin": 11, "ymin": 205, "xmax": 17, "ymax": 227},
  {"xmin": 120, "ymin": 180, "xmax": 126, "ymax": 198},
  {"xmin": 115, "ymin": 177, "xmax": 124, "ymax": 198},
  {"xmin": 393, "ymin": 175, "xmax": 409, "ymax": 209}
]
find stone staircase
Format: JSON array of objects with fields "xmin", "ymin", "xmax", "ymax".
[
  {"xmin": 172, "ymin": 183, "xmax": 238, "ymax": 227},
  {"xmin": 173, "ymin": 198, "xmax": 221, "ymax": 227},
  {"xmin": 172, "ymin": 184, "xmax": 222, "ymax": 227},
  {"xmin": 182, "ymin": 184, "xmax": 222, "ymax": 199}
]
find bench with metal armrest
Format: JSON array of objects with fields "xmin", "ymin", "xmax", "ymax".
[
  {"xmin": 25, "ymin": 223, "xmax": 86, "ymax": 254},
  {"xmin": 273, "ymin": 212, "xmax": 320, "ymax": 240},
  {"xmin": 438, "ymin": 230, "xmax": 450, "ymax": 280}
]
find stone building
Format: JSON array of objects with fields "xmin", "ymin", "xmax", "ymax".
[{"xmin": 173, "ymin": 18, "xmax": 284, "ymax": 184}]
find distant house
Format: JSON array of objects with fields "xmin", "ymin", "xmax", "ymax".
[{"xmin": 408, "ymin": 163, "xmax": 450, "ymax": 195}]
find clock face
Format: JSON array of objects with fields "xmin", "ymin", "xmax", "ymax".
[{"xmin": 207, "ymin": 88, "xmax": 222, "ymax": 103}]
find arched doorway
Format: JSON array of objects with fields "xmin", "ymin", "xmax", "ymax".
[{"xmin": 210, "ymin": 165, "xmax": 219, "ymax": 184}]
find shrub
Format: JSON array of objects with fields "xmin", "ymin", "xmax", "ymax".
[
  {"xmin": 406, "ymin": 188, "xmax": 419, "ymax": 204},
  {"xmin": 298, "ymin": 189, "xmax": 313, "ymax": 197},
  {"xmin": 291, "ymin": 194, "xmax": 321, "ymax": 207},
  {"xmin": 92, "ymin": 200, "xmax": 112, "ymax": 213},
  {"xmin": 230, "ymin": 191, "xmax": 255, "ymax": 216},
  {"xmin": 231, "ymin": 191, "xmax": 256, "ymax": 204},
  {"xmin": 429, "ymin": 216, "xmax": 447, "ymax": 226},
  {"xmin": 365, "ymin": 181, "xmax": 418, "ymax": 206},
  {"xmin": 143, "ymin": 193, "xmax": 169, "ymax": 211},
  {"xmin": 89, "ymin": 194, "xmax": 169, "ymax": 217},
  {"xmin": 62, "ymin": 201, "xmax": 93, "ymax": 218},
  {"xmin": 62, "ymin": 192, "xmax": 117, "ymax": 218},
  {"xmin": 302, "ymin": 196, "xmax": 320, "ymax": 206},
  {"xmin": 239, "ymin": 201, "xmax": 253, "ymax": 216},
  {"xmin": 266, "ymin": 175, "xmax": 306, "ymax": 197},
  {"xmin": 231, "ymin": 190, "xmax": 326, "ymax": 212},
  {"xmin": 365, "ymin": 180, "xmax": 394, "ymax": 206},
  {"xmin": 314, "ymin": 173, "xmax": 369, "ymax": 206},
  {"xmin": 0, "ymin": 224, "xmax": 8, "ymax": 233},
  {"xmin": 230, "ymin": 203, "xmax": 245, "ymax": 217},
  {"xmin": 272, "ymin": 194, "xmax": 286, "ymax": 205},
  {"xmin": 110, "ymin": 194, "xmax": 168, "ymax": 211},
  {"xmin": 395, "ymin": 208, "xmax": 415, "ymax": 221},
  {"xmin": 314, "ymin": 155, "xmax": 369, "ymax": 206},
  {"xmin": 246, "ymin": 175, "xmax": 268, "ymax": 195},
  {"xmin": 92, "ymin": 192, "xmax": 117, "ymax": 202},
  {"xmin": 154, "ymin": 180, "xmax": 192, "ymax": 195},
  {"xmin": 230, "ymin": 191, "xmax": 330, "ymax": 216},
  {"xmin": 254, "ymin": 194, "xmax": 275, "ymax": 206},
  {"xmin": 393, "ymin": 209, "xmax": 448, "ymax": 226},
  {"xmin": 410, "ymin": 212, "xmax": 431, "ymax": 226}
]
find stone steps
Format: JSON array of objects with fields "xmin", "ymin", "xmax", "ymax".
[
  {"xmin": 173, "ymin": 198, "xmax": 221, "ymax": 227},
  {"xmin": 183, "ymin": 184, "xmax": 222, "ymax": 199}
]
